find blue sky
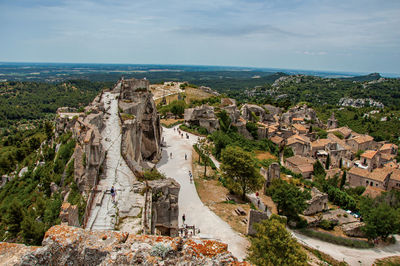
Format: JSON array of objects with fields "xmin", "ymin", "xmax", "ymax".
[{"xmin": 0, "ymin": 0, "xmax": 399, "ymax": 74}]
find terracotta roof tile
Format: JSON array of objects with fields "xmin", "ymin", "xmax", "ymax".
[{"xmin": 361, "ymin": 150, "xmax": 378, "ymax": 159}]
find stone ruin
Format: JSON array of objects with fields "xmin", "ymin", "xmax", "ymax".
[
  {"xmin": 281, "ymin": 104, "xmax": 321, "ymax": 126},
  {"xmin": 260, "ymin": 163, "xmax": 281, "ymax": 193},
  {"xmin": 240, "ymin": 104, "xmax": 267, "ymax": 122},
  {"xmin": 148, "ymin": 179, "xmax": 180, "ymax": 237},
  {"xmin": 327, "ymin": 112, "xmax": 339, "ymax": 129},
  {"xmin": 246, "ymin": 210, "xmax": 270, "ymax": 236},
  {"xmin": 118, "ymin": 78, "xmax": 162, "ymax": 172},
  {"xmin": 184, "ymin": 105, "xmax": 220, "ymax": 133},
  {"xmin": 303, "ymin": 187, "xmax": 328, "ymax": 216},
  {"xmin": 0, "ymin": 225, "xmax": 241, "ymax": 265}
]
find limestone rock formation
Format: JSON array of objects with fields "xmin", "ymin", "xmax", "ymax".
[
  {"xmin": 56, "ymin": 96, "xmax": 106, "ymax": 193},
  {"xmin": 2, "ymin": 225, "xmax": 240, "ymax": 265},
  {"xmin": 184, "ymin": 105, "xmax": 220, "ymax": 133},
  {"xmin": 148, "ymin": 178, "xmax": 180, "ymax": 237},
  {"xmin": 341, "ymin": 222, "xmax": 366, "ymax": 237},
  {"xmin": 240, "ymin": 104, "xmax": 267, "ymax": 122},
  {"xmin": 118, "ymin": 79, "xmax": 162, "ymax": 173}
]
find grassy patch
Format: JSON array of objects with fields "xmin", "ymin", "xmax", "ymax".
[
  {"xmin": 160, "ymin": 118, "xmax": 183, "ymax": 128},
  {"xmin": 120, "ymin": 113, "xmax": 135, "ymax": 121}
]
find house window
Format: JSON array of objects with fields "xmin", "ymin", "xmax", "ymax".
[
  {"xmin": 370, "ymin": 182, "xmax": 373, "ymax": 186},
  {"xmin": 376, "ymin": 184, "xmax": 378, "ymax": 187},
  {"xmin": 366, "ymin": 181, "xmax": 369, "ymax": 185}
]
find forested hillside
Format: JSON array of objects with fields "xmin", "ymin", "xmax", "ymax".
[{"xmin": 0, "ymin": 80, "xmax": 111, "ymax": 128}]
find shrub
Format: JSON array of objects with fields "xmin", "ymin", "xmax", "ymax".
[
  {"xmin": 150, "ymin": 243, "xmax": 172, "ymax": 258},
  {"xmin": 318, "ymin": 219, "xmax": 335, "ymax": 230},
  {"xmin": 299, "ymin": 229, "xmax": 372, "ymax": 248}
]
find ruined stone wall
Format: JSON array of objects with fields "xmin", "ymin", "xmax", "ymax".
[{"xmin": 246, "ymin": 210, "xmax": 270, "ymax": 235}]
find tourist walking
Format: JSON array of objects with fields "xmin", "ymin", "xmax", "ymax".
[
  {"xmin": 182, "ymin": 214, "xmax": 186, "ymax": 225},
  {"xmin": 170, "ymin": 152, "xmax": 173, "ymax": 158},
  {"xmin": 185, "ymin": 153, "xmax": 187, "ymax": 160},
  {"xmin": 111, "ymin": 186, "xmax": 116, "ymax": 203}
]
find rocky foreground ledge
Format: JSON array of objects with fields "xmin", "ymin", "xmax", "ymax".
[{"xmin": 0, "ymin": 225, "xmax": 247, "ymax": 265}]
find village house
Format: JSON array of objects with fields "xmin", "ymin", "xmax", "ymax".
[
  {"xmin": 347, "ymin": 167, "xmax": 392, "ymax": 190},
  {"xmin": 379, "ymin": 143, "xmax": 398, "ymax": 155},
  {"xmin": 292, "ymin": 117, "xmax": 305, "ymax": 124},
  {"xmin": 285, "ymin": 155, "xmax": 316, "ymax": 178},
  {"xmin": 293, "ymin": 123, "xmax": 308, "ymax": 134},
  {"xmin": 326, "ymin": 133, "xmax": 353, "ymax": 168},
  {"xmin": 270, "ymin": 135, "xmax": 283, "ymax": 146},
  {"xmin": 359, "ymin": 150, "xmax": 381, "ymax": 171},
  {"xmin": 346, "ymin": 135, "xmax": 375, "ymax": 153},
  {"xmin": 311, "ymin": 139, "xmax": 332, "ymax": 157},
  {"xmin": 327, "ymin": 126, "xmax": 354, "ymax": 139},
  {"xmin": 286, "ymin": 134, "xmax": 311, "ymax": 157},
  {"xmin": 386, "ymin": 169, "xmax": 400, "ymax": 191}
]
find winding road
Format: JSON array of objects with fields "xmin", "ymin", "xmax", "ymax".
[{"xmin": 156, "ymin": 126, "xmax": 249, "ymax": 261}]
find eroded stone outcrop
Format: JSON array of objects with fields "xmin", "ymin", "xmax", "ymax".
[
  {"xmin": 118, "ymin": 79, "xmax": 162, "ymax": 173},
  {"xmin": 3, "ymin": 225, "xmax": 241, "ymax": 265},
  {"xmin": 184, "ymin": 104, "xmax": 220, "ymax": 133},
  {"xmin": 148, "ymin": 178, "xmax": 180, "ymax": 237}
]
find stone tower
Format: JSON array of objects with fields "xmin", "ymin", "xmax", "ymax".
[{"xmin": 327, "ymin": 112, "xmax": 338, "ymax": 129}]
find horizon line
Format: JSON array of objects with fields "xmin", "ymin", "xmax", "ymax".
[{"xmin": 0, "ymin": 61, "xmax": 399, "ymax": 78}]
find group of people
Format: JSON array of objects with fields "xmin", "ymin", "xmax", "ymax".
[
  {"xmin": 188, "ymin": 170, "xmax": 193, "ymax": 183},
  {"xmin": 173, "ymin": 127, "xmax": 190, "ymax": 139}
]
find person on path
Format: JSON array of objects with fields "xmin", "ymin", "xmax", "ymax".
[
  {"xmin": 185, "ymin": 153, "xmax": 187, "ymax": 160},
  {"xmin": 111, "ymin": 186, "xmax": 116, "ymax": 203},
  {"xmin": 170, "ymin": 152, "xmax": 172, "ymax": 158},
  {"xmin": 182, "ymin": 214, "xmax": 186, "ymax": 225}
]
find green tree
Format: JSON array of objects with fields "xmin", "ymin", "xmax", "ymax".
[
  {"xmin": 3, "ymin": 199, "xmax": 24, "ymax": 238},
  {"xmin": 169, "ymin": 100, "xmax": 186, "ymax": 118},
  {"xmin": 269, "ymin": 179, "xmax": 311, "ymax": 220},
  {"xmin": 220, "ymin": 146, "xmax": 263, "ymax": 200},
  {"xmin": 248, "ymin": 216, "xmax": 308, "ymax": 266},
  {"xmin": 313, "ymin": 160, "xmax": 326, "ymax": 178},
  {"xmin": 216, "ymin": 110, "xmax": 232, "ymax": 132},
  {"xmin": 325, "ymin": 154, "xmax": 330, "ymax": 170},
  {"xmin": 198, "ymin": 138, "xmax": 212, "ymax": 178},
  {"xmin": 360, "ymin": 198, "xmax": 400, "ymax": 240},
  {"xmin": 340, "ymin": 171, "xmax": 347, "ymax": 188}
]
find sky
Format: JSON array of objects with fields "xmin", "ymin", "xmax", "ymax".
[{"xmin": 0, "ymin": 0, "xmax": 399, "ymax": 74}]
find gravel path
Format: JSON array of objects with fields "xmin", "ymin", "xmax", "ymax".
[{"xmin": 156, "ymin": 126, "xmax": 249, "ymax": 261}]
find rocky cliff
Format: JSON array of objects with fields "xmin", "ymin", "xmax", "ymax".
[
  {"xmin": 118, "ymin": 78, "xmax": 162, "ymax": 172},
  {"xmin": 0, "ymin": 225, "xmax": 242, "ymax": 265}
]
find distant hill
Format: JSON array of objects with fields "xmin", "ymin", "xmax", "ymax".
[{"xmin": 340, "ymin": 73, "xmax": 381, "ymax": 82}]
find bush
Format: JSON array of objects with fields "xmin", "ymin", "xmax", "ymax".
[
  {"xmin": 299, "ymin": 229, "xmax": 372, "ymax": 248},
  {"xmin": 140, "ymin": 169, "xmax": 166, "ymax": 181},
  {"xmin": 318, "ymin": 219, "xmax": 335, "ymax": 230},
  {"xmin": 150, "ymin": 243, "xmax": 172, "ymax": 258}
]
